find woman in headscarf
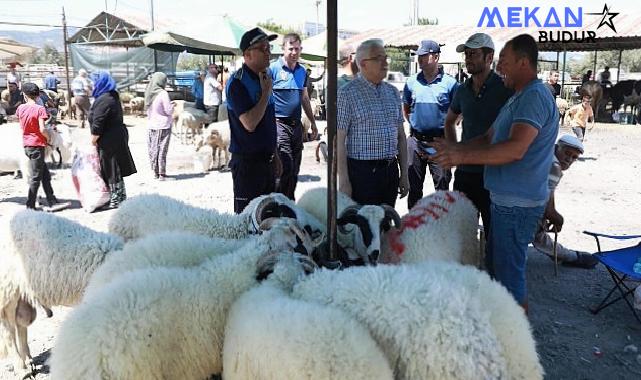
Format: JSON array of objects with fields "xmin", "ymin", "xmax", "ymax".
[
  {"xmin": 144, "ymin": 72, "xmax": 174, "ymax": 180},
  {"xmin": 89, "ymin": 71, "xmax": 137, "ymax": 208}
]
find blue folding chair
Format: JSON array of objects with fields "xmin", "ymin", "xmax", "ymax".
[{"xmin": 583, "ymin": 231, "xmax": 641, "ymax": 323}]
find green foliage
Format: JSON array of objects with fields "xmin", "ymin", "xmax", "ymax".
[
  {"xmin": 417, "ymin": 17, "xmax": 438, "ymax": 25},
  {"xmin": 257, "ymin": 19, "xmax": 300, "ymax": 35},
  {"xmin": 176, "ymin": 54, "xmax": 209, "ymax": 71},
  {"xmin": 387, "ymin": 47, "xmax": 411, "ymax": 75},
  {"xmin": 567, "ymin": 49, "xmax": 641, "ymax": 77},
  {"xmin": 30, "ymin": 44, "xmax": 62, "ymax": 65}
]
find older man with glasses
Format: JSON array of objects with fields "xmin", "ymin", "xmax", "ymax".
[
  {"xmin": 403, "ymin": 40, "xmax": 459, "ymax": 209},
  {"xmin": 337, "ymin": 39, "xmax": 409, "ymax": 207},
  {"xmin": 225, "ymin": 28, "xmax": 281, "ymax": 214}
]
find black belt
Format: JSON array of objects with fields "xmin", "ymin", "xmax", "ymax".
[
  {"xmin": 276, "ymin": 117, "xmax": 299, "ymax": 126},
  {"xmin": 410, "ymin": 128, "xmax": 444, "ymax": 142},
  {"xmin": 348, "ymin": 157, "xmax": 397, "ymax": 167},
  {"xmin": 233, "ymin": 152, "xmax": 274, "ymax": 161}
]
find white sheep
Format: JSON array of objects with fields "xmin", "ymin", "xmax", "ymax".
[
  {"xmin": 171, "ymin": 99, "xmax": 196, "ymax": 127},
  {"xmin": 298, "ymin": 187, "xmax": 401, "ymax": 266},
  {"xmin": 49, "ymin": 220, "xmax": 317, "ymax": 380},
  {"xmin": 292, "ymin": 262, "xmax": 543, "ymax": 380},
  {"xmin": 196, "ymin": 121, "xmax": 230, "ymax": 170},
  {"xmin": 384, "ymin": 190, "xmax": 480, "ymax": 266},
  {"xmin": 108, "ymin": 193, "xmax": 325, "ymax": 243},
  {"xmin": 0, "ymin": 122, "xmax": 29, "ymax": 178},
  {"xmin": 193, "ymin": 143, "xmax": 214, "ymax": 173},
  {"xmin": 0, "ymin": 210, "xmax": 124, "ymax": 371},
  {"xmin": 129, "ymin": 96, "xmax": 145, "ymax": 116},
  {"xmin": 84, "ymin": 231, "xmax": 249, "ymax": 298},
  {"xmin": 223, "ymin": 255, "xmax": 394, "ymax": 380},
  {"xmin": 177, "ymin": 107, "xmax": 209, "ymax": 144}
]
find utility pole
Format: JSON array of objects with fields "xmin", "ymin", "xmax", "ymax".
[
  {"xmin": 315, "ymin": 0, "xmax": 321, "ymax": 35},
  {"xmin": 62, "ymin": 7, "xmax": 72, "ymax": 105},
  {"xmin": 150, "ymin": 0, "xmax": 157, "ymax": 72}
]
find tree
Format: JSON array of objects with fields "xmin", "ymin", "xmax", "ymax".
[
  {"xmin": 257, "ymin": 19, "xmax": 299, "ymax": 35},
  {"xmin": 417, "ymin": 17, "xmax": 438, "ymax": 25},
  {"xmin": 30, "ymin": 44, "xmax": 62, "ymax": 65},
  {"xmin": 176, "ymin": 53, "xmax": 209, "ymax": 71}
]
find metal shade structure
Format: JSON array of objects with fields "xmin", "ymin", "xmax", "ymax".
[{"xmin": 142, "ymin": 30, "xmax": 239, "ymax": 55}]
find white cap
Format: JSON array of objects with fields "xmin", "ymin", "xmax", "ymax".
[{"xmin": 557, "ymin": 134, "xmax": 584, "ymax": 154}]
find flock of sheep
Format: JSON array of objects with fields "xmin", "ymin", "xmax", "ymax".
[{"xmin": 0, "ymin": 187, "xmax": 544, "ymax": 379}]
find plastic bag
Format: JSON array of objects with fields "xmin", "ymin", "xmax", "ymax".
[{"xmin": 71, "ymin": 145, "xmax": 110, "ymax": 212}]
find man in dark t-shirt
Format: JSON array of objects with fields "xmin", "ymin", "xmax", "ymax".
[
  {"xmin": 444, "ymin": 33, "xmax": 513, "ymax": 260},
  {"xmin": 226, "ymin": 28, "xmax": 280, "ymax": 214}
]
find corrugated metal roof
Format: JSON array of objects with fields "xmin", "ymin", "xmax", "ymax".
[{"xmin": 345, "ymin": 11, "xmax": 641, "ymax": 60}]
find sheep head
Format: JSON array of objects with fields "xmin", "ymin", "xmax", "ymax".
[
  {"xmin": 255, "ymin": 218, "xmax": 320, "ymax": 282},
  {"xmin": 249, "ymin": 193, "xmax": 325, "ymax": 245},
  {"xmin": 337, "ymin": 204, "xmax": 401, "ymax": 266}
]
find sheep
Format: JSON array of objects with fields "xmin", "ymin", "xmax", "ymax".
[
  {"xmin": 292, "ymin": 261, "xmax": 543, "ymax": 380},
  {"xmin": 384, "ymin": 190, "xmax": 480, "ymax": 266},
  {"xmin": 0, "ymin": 122, "xmax": 29, "ymax": 178},
  {"xmin": 108, "ymin": 192, "xmax": 325, "ymax": 243},
  {"xmin": 84, "ymin": 231, "xmax": 251, "ymax": 298},
  {"xmin": 556, "ymin": 98, "xmax": 569, "ymax": 125},
  {"xmin": 196, "ymin": 121, "xmax": 230, "ymax": 170},
  {"xmin": 297, "ymin": 187, "xmax": 401, "ymax": 266},
  {"xmin": 129, "ymin": 96, "xmax": 145, "ymax": 116},
  {"xmin": 193, "ymin": 143, "xmax": 214, "ymax": 173},
  {"xmin": 119, "ymin": 91, "xmax": 136, "ymax": 115},
  {"xmin": 171, "ymin": 99, "xmax": 196, "ymax": 127},
  {"xmin": 0, "ymin": 210, "xmax": 124, "ymax": 371},
  {"xmin": 177, "ymin": 107, "xmax": 210, "ymax": 144},
  {"xmin": 48, "ymin": 220, "xmax": 317, "ymax": 380},
  {"xmin": 223, "ymin": 255, "xmax": 394, "ymax": 380},
  {"xmin": 46, "ymin": 123, "xmax": 74, "ymax": 168}
]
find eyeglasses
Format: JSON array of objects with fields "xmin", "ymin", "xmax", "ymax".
[
  {"xmin": 248, "ymin": 44, "xmax": 272, "ymax": 53},
  {"xmin": 363, "ymin": 55, "xmax": 391, "ymax": 64}
]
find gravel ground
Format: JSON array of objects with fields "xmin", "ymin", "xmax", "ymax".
[{"xmin": 1, "ymin": 117, "xmax": 640, "ymax": 379}]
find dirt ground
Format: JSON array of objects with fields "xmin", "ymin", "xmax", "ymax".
[{"xmin": 1, "ymin": 116, "xmax": 641, "ymax": 379}]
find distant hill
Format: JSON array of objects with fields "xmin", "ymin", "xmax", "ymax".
[{"xmin": 0, "ymin": 28, "xmax": 78, "ymax": 51}]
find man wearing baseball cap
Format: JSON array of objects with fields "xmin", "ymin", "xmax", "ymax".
[
  {"xmin": 532, "ymin": 135, "xmax": 598, "ymax": 269},
  {"xmin": 444, "ymin": 32, "xmax": 513, "ymax": 267},
  {"xmin": 403, "ymin": 39, "xmax": 459, "ymax": 209},
  {"xmin": 225, "ymin": 27, "xmax": 280, "ymax": 214}
]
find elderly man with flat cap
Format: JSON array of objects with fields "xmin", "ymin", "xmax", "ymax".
[
  {"xmin": 444, "ymin": 33, "xmax": 513, "ymax": 264},
  {"xmin": 403, "ymin": 39, "xmax": 459, "ymax": 209},
  {"xmin": 225, "ymin": 27, "xmax": 281, "ymax": 214}
]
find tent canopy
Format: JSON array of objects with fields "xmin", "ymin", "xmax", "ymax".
[{"xmin": 142, "ymin": 31, "xmax": 239, "ymax": 56}]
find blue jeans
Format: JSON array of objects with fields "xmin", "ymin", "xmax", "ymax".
[{"xmin": 487, "ymin": 203, "xmax": 545, "ymax": 305}]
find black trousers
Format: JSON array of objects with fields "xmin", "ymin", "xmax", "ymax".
[
  {"xmin": 205, "ymin": 105, "xmax": 219, "ymax": 122},
  {"xmin": 276, "ymin": 119, "xmax": 303, "ymax": 200},
  {"xmin": 347, "ymin": 157, "xmax": 399, "ymax": 207},
  {"xmin": 453, "ymin": 169, "xmax": 491, "ymax": 237},
  {"xmin": 230, "ymin": 153, "xmax": 276, "ymax": 214},
  {"xmin": 407, "ymin": 135, "xmax": 451, "ymax": 209},
  {"xmin": 24, "ymin": 146, "xmax": 55, "ymax": 209}
]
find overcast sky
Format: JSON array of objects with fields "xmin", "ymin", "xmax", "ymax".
[{"xmin": 0, "ymin": 0, "xmax": 638, "ymax": 32}]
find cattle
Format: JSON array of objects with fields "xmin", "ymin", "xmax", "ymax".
[
  {"xmin": 579, "ymin": 81, "xmax": 604, "ymax": 121},
  {"xmin": 602, "ymin": 80, "xmax": 641, "ymax": 122}
]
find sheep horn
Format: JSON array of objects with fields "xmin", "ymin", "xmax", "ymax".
[
  {"xmin": 381, "ymin": 205, "xmax": 402, "ymax": 229},
  {"xmin": 252, "ymin": 197, "xmax": 281, "ymax": 231},
  {"xmin": 337, "ymin": 204, "xmax": 362, "ymax": 226}
]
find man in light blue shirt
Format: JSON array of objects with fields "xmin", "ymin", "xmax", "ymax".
[
  {"xmin": 44, "ymin": 71, "xmax": 60, "ymax": 92},
  {"xmin": 270, "ymin": 33, "xmax": 318, "ymax": 200},
  {"xmin": 403, "ymin": 40, "xmax": 459, "ymax": 208},
  {"xmin": 431, "ymin": 34, "xmax": 559, "ymax": 311}
]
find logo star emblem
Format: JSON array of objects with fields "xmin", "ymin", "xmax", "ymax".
[{"xmin": 586, "ymin": 4, "xmax": 619, "ymax": 33}]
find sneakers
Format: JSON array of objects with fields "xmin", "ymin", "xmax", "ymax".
[
  {"xmin": 40, "ymin": 196, "xmax": 70, "ymax": 212},
  {"xmin": 562, "ymin": 251, "xmax": 599, "ymax": 269}
]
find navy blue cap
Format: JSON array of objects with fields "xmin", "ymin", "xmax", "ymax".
[
  {"xmin": 415, "ymin": 40, "xmax": 442, "ymax": 55},
  {"xmin": 240, "ymin": 28, "xmax": 277, "ymax": 52}
]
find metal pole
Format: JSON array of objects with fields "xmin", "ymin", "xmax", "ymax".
[
  {"xmin": 593, "ymin": 50, "xmax": 598, "ymax": 80},
  {"xmin": 62, "ymin": 7, "xmax": 72, "ymax": 107},
  {"xmin": 561, "ymin": 50, "xmax": 567, "ymax": 98},
  {"xmin": 616, "ymin": 50, "xmax": 623, "ymax": 82},
  {"xmin": 325, "ymin": 0, "xmax": 339, "ymax": 267},
  {"xmin": 150, "ymin": 0, "xmax": 157, "ymax": 72}
]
